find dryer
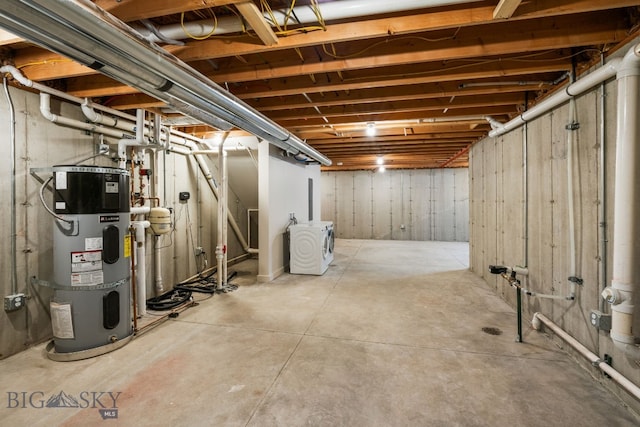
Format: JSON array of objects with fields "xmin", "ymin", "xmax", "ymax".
[{"xmin": 289, "ymin": 221, "xmax": 334, "ymax": 275}]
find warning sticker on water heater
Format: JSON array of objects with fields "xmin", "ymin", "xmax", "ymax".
[
  {"xmin": 50, "ymin": 302, "xmax": 74, "ymax": 339},
  {"xmin": 70, "ymin": 271, "xmax": 104, "ymax": 286}
]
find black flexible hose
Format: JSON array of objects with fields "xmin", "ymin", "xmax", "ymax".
[{"xmin": 146, "ymin": 288, "xmax": 192, "ymax": 311}]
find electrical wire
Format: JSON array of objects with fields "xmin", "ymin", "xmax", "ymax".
[
  {"xmin": 322, "ymin": 30, "xmax": 461, "ymax": 60},
  {"xmin": 180, "ymin": 9, "xmax": 218, "ymax": 40},
  {"xmin": 341, "ymin": 48, "xmax": 603, "ymax": 84},
  {"xmin": 39, "ymin": 176, "xmax": 73, "ymax": 224}
]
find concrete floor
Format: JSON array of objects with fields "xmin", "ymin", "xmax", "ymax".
[{"xmin": 0, "ymin": 239, "xmax": 637, "ymax": 426}]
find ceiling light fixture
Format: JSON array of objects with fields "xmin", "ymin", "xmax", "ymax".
[
  {"xmin": 366, "ymin": 122, "xmax": 376, "ymax": 137},
  {"xmin": 376, "ymin": 156, "xmax": 384, "ymax": 165}
]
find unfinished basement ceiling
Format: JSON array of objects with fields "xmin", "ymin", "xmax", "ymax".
[{"xmin": 1, "ymin": 0, "xmax": 638, "ymax": 170}]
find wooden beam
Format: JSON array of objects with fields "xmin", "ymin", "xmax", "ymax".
[
  {"xmin": 11, "ymin": 1, "xmax": 631, "ymax": 81},
  {"xmin": 207, "ymin": 12, "xmax": 627, "ymax": 83},
  {"xmin": 65, "ymin": 57, "xmax": 569, "ymax": 98},
  {"xmin": 94, "ymin": 0, "xmax": 247, "ymax": 22},
  {"xmin": 493, "ymin": 0, "xmax": 523, "ymax": 19},
  {"xmin": 235, "ymin": 2, "xmax": 279, "ymax": 46}
]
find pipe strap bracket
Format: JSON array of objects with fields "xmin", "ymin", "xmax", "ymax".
[{"xmin": 31, "ymin": 276, "xmax": 128, "ymax": 291}]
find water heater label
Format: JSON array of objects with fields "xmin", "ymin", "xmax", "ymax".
[
  {"xmin": 71, "ymin": 250, "xmax": 102, "ymax": 273},
  {"xmin": 100, "ymin": 215, "xmax": 120, "ymax": 223},
  {"xmin": 105, "ymin": 182, "xmax": 119, "ymax": 193},
  {"xmin": 50, "ymin": 302, "xmax": 74, "ymax": 339},
  {"xmin": 71, "ymin": 271, "xmax": 104, "ymax": 286},
  {"xmin": 85, "ymin": 237, "xmax": 103, "ymax": 251},
  {"xmin": 55, "ymin": 171, "xmax": 67, "ymax": 190}
]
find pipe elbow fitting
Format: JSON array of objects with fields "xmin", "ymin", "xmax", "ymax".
[
  {"xmin": 601, "ymin": 286, "xmax": 622, "ymax": 305},
  {"xmin": 531, "ymin": 312, "xmax": 542, "ymax": 331}
]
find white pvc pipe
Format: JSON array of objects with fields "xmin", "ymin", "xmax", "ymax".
[
  {"xmin": 605, "ymin": 43, "xmax": 640, "ymax": 358},
  {"xmin": 223, "ymin": 149, "xmax": 229, "ymax": 286},
  {"xmin": 130, "ymin": 206, "xmax": 151, "ymax": 215},
  {"xmin": 216, "ymin": 136, "xmax": 226, "ymax": 289},
  {"xmin": 567, "ymin": 97, "xmax": 577, "ymax": 299},
  {"xmin": 137, "ymin": 0, "xmax": 479, "ymax": 43},
  {"xmin": 154, "ymin": 235, "xmax": 163, "ymax": 293},
  {"xmin": 532, "ymin": 312, "xmax": 640, "ymax": 401},
  {"xmin": 39, "ymin": 93, "xmax": 129, "ymax": 139},
  {"xmin": 117, "ymin": 109, "xmax": 148, "ymax": 169},
  {"xmin": 132, "ymin": 220, "xmax": 150, "ymax": 316},
  {"xmin": 489, "ymin": 59, "xmax": 622, "ymax": 138}
]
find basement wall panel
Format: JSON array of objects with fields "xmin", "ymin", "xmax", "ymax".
[
  {"xmin": 323, "ymin": 169, "xmax": 469, "ymax": 242},
  {"xmin": 409, "ymin": 170, "xmax": 430, "ymax": 241},
  {"xmin": 354, "ymin": 172, "xmax": 373, "ymax": 239},
  {"xmin": 469, "ymin": 39, "xmax": 640, "ymax": 412},
  {"xmin": 454, "ymin": 169, "xmax": 470, "ymax": 242}
]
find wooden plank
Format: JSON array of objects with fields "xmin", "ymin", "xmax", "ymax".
[
  {"xmin": 235, "ymin": 2, "xmax": 279, "ymax": 47},
  {"xmin": 95, "ymin": 0, "xmax": 247, "ymax": 22},
  {"xmin": 494, "ymin": 0, "xmax": 523, "ymax": 19}
]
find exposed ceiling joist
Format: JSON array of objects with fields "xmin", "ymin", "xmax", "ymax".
[{"xmin": 0, "ymin": 0, "xmax": 637, "ymax": 170}]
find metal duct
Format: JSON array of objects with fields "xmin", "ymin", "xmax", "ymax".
[{"xmin": 0, "ymin": 0, "xmax": 331, "ymax": 165}]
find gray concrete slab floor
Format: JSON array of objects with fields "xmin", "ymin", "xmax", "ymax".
[{"xmin": 0, "ymin": 239, "xmax": 637, "ymax": 426}]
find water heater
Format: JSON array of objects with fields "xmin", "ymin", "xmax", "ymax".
[{"xmin": 50, "ymin": 165, "xmax": 132, "ymax": 357}]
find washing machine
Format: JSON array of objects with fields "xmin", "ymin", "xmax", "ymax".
[{"xmin": 289, "ymin": 221, "xmax": 334, "ymax": 275}]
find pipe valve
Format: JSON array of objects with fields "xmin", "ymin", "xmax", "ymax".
[{"xmin": 601, "ymin": 287, "xmax": 622, "ymax": 305}]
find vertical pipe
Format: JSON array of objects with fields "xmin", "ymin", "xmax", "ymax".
[
  {"xmin": 523, "ymin": 121, "xmax": 529, "ymax": 267},
  {"xmin": 130, "ymin": 230, "xmax": 138, "ymax": 331},
  {"xmin": 222, "ymin": 149, "xmax": 229, "ymax": 285},
  {"xmin": 516, "ymin": 286, "xmax": 523, "ymax": 342},
  {"xmin": 567, "ymin": 97, "xmax": 578, "ymax": 299},
  {"xmin": 154, "ymin": 235, "xmax": 163, "ymax": 293},
  {"xmin": 599, "ymin": 53, "xmax": 608, "ymax": 312},
  {"xmin": 216, "ymin": 139, "xmax": 226, "ymax": 289},
  {"xmin": 606, "ymin": 45, "xmax": 640, "ymax": 355},
  {"xmin": 3, "ymin": 78, "xmax": 18, "ymax": 295}
]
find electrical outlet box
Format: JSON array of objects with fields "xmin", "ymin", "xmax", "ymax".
[
  {"xmin": 590, "ymin": 310, "xmax": 611, "ymax": 331},
  {"xmin": 179, "ymin": 191, "xmax": 190, "ymax": 201},
  {"xmin": 4, "ymin": 293, "xmax": 26, "ymax": 312}
]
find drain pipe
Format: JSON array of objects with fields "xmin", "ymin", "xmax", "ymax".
[
  {"xmin": 532, "ymin": 312, "xmax": 640, "ymax": 401},
  {"xmin": 39, "ymin": 93, "xmax": 130, "ymax": 140},
  {"xmin": 131, "ymin": 220, "xmax": 150, "ymax": 316},
  {"xmin": 216, "ymin": 134, "xmax": 228, "ymax": 289},
  {"xmin": 602, "ymin": 44, "xmax": 640, "ymax": 360},
  {"xmin": 489, "ymin": 59, "xmax": 622, "ymax": 138}
]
